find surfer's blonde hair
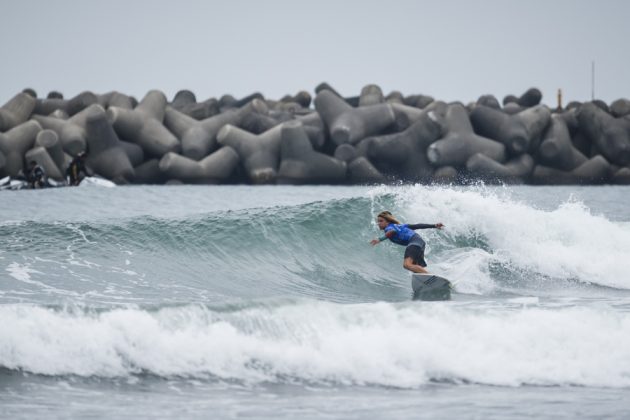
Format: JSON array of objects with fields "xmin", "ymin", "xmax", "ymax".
[{"xmin": 377, "ymin": 211, "xmax": 401, "ymax": 225}]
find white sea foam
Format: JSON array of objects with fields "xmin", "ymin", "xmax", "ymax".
[
  {"xmin": 394, "ymin": 186, "xmax": 630, "ymax": 290},
  {"xmin": 6, "ymin": 262, "xmax": 41, "ymax": 282},
  {"xmin": 1, "ymin": 301, "xmax": 629, "ymax": 388}
]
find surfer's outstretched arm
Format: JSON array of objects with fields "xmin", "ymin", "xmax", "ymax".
[
  {"xmin": 370, "ymin": 230, "xmax": 395, "ymax": 246},
  {"xmin": 408, "ymin": 223, "xmax": 444, "ymax": 230}
]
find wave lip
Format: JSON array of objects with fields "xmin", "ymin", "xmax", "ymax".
[{"xmin": 1, "ymin": 302, "xmax": 629, "ymax": 388}]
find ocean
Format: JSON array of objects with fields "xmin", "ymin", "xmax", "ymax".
[{"xmin": 1, "ymin": 184, "xmax": 629, "ymax": 419}]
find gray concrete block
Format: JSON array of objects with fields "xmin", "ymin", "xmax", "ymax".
[
  {"xmin": 25, "ymin": 146, "xmax": 64, "ymax": 180},
  {"xmin": 466, "ymin": 153, "xmax": 534, "ymax": 183},
  {"xmin": 361, "ymin": 109, "xmax": 442, "ymax": 181},
  {"xmin": 0, "ymin": 92, "xmax": 36, "ymax": 132},
  {"xmin": 85, "ymin": 111, "xmax": 134, "ymax": 182},
  {"xmin": 0, "ymin": 120, "xmax": 42, "ymax": 176},
  {"xmin": 158, "ymin": 146, "xmax": 239, "ymax": 183},
  {"xmin": 217, "ymin": 123, "xmax": 283, "ymax": 183},
  {"xmin": 531, "ymin": 155, "xmax": 611, "ymax": 185},
  {"xmin": 35, "ymin": 129, "xmax": 70, "ymax": 175},
  {"xmin": 428, "ymin": 104, "xmax": 506, "ymax": 167},
  {"xmin": 538, "ymin": 115, "xmax": 587, "ymax": 170},
  {"xmin": 359, "ymin": 84, "xmax": 384, "ymax": 107},
  {"xmin": 470, "ymin": 104, "xmax": 551, "ymax": 155},
  {"xmin": 277, "ymin": 121, "xmax": 347, "ymax": 184},
  {"xmin": 164, "ymin": 99, "xmax": 268, "ymax": 160},
  {"xmin": 315, "ymin": 89, "xmax": 396, "ymax": 145},
  {"xmin": 347, "ymin": 156, "xmax": 385, "ymax": 184},
  {"xmin": 577, "ymin": 102, "xmax": 630, "ymax": 166}
]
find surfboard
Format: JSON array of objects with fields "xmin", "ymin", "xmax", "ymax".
[{"xmin": 411, "ymin": 273, "xmax": 452, "ymax": 301}]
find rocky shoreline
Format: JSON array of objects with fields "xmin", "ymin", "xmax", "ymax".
[{"xmin": 1, "ymin": 84, "xmax": 629, "ymax": 186}]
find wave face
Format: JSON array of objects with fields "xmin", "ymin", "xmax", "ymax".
[
  {"xmin": 2, "ymin": 185, "xmax": 630, "ymax": 306},
  {"xmin": 2, "ymin": 185, "xmax": 630, "ymax": 388}
]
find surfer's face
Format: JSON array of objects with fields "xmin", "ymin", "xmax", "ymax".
[{"xmin": 377, "ymin": 217, "xmax": 388, "ymax": 230}]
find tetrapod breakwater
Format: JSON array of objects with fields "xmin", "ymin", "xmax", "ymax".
[{"xmin": 1, "ymin": 84, "xmax": 629, "ymax": 186}]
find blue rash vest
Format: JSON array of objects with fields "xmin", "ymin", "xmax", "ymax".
[{"xmin": 384, "ymin": 223, "xmax": 426, "ymax": 248}]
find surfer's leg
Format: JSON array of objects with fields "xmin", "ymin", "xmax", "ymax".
[
  {"xmin": 403, "ymin": 246, "xmax": 428, "ymax": 273},
  {"xmin": 403, "ymin": 257, "xmax": 428, "ymax": 273}
]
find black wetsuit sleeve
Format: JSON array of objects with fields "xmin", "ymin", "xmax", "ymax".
[{"xmin": 408, "ymin": 223, "xmax": 437, "ymax": 230}]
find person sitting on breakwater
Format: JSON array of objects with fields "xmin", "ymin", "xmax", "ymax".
[
  {"xmin": 66, "ymin": 151, "xmax": 90, "ymax": 186},
  {"xmin": 370, "ymin": 211, "xmax": 444, "ymax": 274},
  {"xmin": 27, "ymin": 160, "xmax": 47, "ymax": 189}
]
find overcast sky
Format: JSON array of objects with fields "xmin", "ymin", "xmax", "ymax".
[{"xmin": 1, "ymin": 0, "xmax": 628, "ymax": 106}]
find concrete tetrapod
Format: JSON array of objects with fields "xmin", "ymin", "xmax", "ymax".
[
  {"xmin": 32, "ymin": 104, "xmax": 104, "ymax": 155},
  {"xmin": 0, "ymin": 120, "xmax": 42, "ymax": 176},
  {"xmin": 99, "ymin": 91, "xmax": 135, "ymax": 110},
  {"xmin": 171, "ymin": 90, "xmax": 219, "ymax": 120},
  {"xmin": 158, "ymin": 146, "xmax": 239, "ymax": 183},
  {"xmin": 465, "ymin": 153, "xmax": 534, "ymax": 183},
  {"xmin": 610, "ymin": 98, "xmax": 630, "ymax": 118},
  {"xmin": 334, "ymin": 144, "xmax": 359, "ymax": 162},
  {"xmin": 538, "ymin": 115, "xmax": 587, "ymax": 171},
  {"xmin": 47, "ymin": 91, "xmax": 63, "ymax": 99},
  {"xmin": 108, "ymin": 90, "xmax": 180, "ymax": 157},
  {"xmin": 385, "ymin": 91, "xmax": 404, "ymax": 105},
  {"xmin": 427, "ymin": 104, "xmax": 506, "ymax": 167},
  {"xmin": 239, "ymin": 111, "xmax": 284, "ymax": 136},
  {"xmin": 119, "ymin": 141, "xmax": 145, "ymax": 167},
  {"xmin": 66, "ymin": 91, "xmax": 99, "ymax": 116},
  {"xmin": 0, "ymin": 151, "xmax": 5, "ymax": 175},
  {"xmin": 432, "ymin": 166, "xmax": 459, "ymax": 184},
  {"xmin": 361, "ymin": 109, "xmax": 442, "ymax": 182},
  {"xmin": 359, "ymin": 84, "xmax": 384, "ymax": 107},
  {"xmin": 531, "ymin": 155, "xmax": 611, "ymax": 185},
  {"xmin": 477, "ymin": 95, "xmax": 501, "ymax": 109},
  {"xmin": 297, "ymin": 112, "xmax": 327, "ymax": 150},
  {"xmin": 391, "ymin": 103, "xmax": 427, "ymax": 132},
  {"xmin": 517, "ymin": 88, "xmax": 542, "ymax": 107},
  {"xmin": 164, "ymin": 99, "xmax": 268, "ymax": 160},
  {"xmin": 132, "ymin": 159, "xmax": 167, "ymax": 184},
  {"xmin": 35, "ymin": 129, "xmax": 70, "ymax": 176},
  {"xmin": 347, "ymin": 157, "xmax": 385, "ymax": 184},
  {"xmin": 219, "ymin": 93, "xmax": 264, "ymax": 111},
  {"xmin": 403, "ymin": 94, "xmax": 434, "ymax": 109},
  {"xmin": 280, "ymin": 91, "xmax": 311, "ymax": 108},
  {"xmin": 612, "ymin": 167, "xmax": 630, "ymax": 184},
  {"xmin": 577, "ymin": 102, "xmax": 630, "ymax": 166},
  {"xmin": 34, "ymin": 98, "xmax": 68, "ymax": 116},
  {"xmin": 85, "ymin": 111, "xmax": 134, "ymax": 182},
  {"xmin": 49, "ymin": 109, "xmax": 69, "ymax": 120},
  {"xmin": 217, "ymin": 123, "xmax": 284, "ymax": 184},
  {"xmin": 25, "ymin": 147, "xmax": 64, "ymax": 180},
  {"xmin": 314, "ymin": 89, "xmax": 396, "ymax": 145},
  {"xmin": 34, "ymin": 91, "xmax": 98, "ymax": 117},
  {"xmin": 0, "ymin": 92, "xmax": 36, "ymax": 132},
  {"xmin": 277, "ymin": 121, "xmax": 346, "ymax": 184},
  {"xmin": 470, "ymin": 104, "xmax": 551, "ymax": 155}
]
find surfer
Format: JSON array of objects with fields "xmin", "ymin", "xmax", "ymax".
[
  {"xmin": 370, "ymin": 211, "xmax": 444, "ymax": 274},
  {"xmin": 66, "ymin": 151, "xmax": 89, "ymax": 186}
]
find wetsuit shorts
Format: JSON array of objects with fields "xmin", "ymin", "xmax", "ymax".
[{"xmin": 404, "ymin": 245, "xmax": 427, "ymax": 267}]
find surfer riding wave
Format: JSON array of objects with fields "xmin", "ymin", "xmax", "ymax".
[{"xmin": 370, "ymin": 211, "xmax": 444, "ymax": 274}]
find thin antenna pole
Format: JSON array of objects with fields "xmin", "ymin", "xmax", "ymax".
[{"xmin": 591, "ymin": 60, "xmax": 595, "ymax": 100}]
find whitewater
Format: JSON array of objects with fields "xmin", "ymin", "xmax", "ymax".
[{"xmin": 1, "ymin": 185, "xmax": 630, "ymax": 419}]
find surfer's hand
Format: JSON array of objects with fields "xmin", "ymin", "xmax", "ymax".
[
  {"xmin": 435, "ymin": 223, "xmax": 444, "ymax": 229},
  {"xmin": 370, "ymin": 239, "xmax": 379, "ymax": 246}
]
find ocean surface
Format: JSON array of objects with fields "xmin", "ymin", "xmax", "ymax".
[{"xmin": 1, "ymin": 184, "xmax": 629, "ymax": 419}]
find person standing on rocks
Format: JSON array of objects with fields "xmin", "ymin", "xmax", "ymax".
[
  {"xmin": 66, "ymin": 151, "xmax": 90, "ymax": 186},
  {"xmin": 27, "ymin": 161, "xmax": 46, "ymax": 189}
]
